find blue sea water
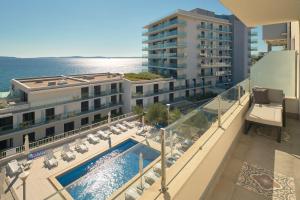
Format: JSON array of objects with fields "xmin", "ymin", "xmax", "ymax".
[
  {"xmin": 0, "ymin": 57, "xmax": 146, "ymax": 90},
  {"xmin": 57, "ymin": 139, "xmax": 160, "ymax": 200}
]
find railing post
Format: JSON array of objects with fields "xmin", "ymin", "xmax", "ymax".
[
  {"xmin": 248, "ymin": 78, "xmax": 251, "ymax": 94},
  {"xmin": 218, "ymin": 96, "xmax": 221, "ymax": 127},
  {"xmin": 160, "ymin": 128, "xmax": 168, "ymax": 192},
  {"xmin": 238, "ymin": 85, "xmax": 241, "ymax": 105}
]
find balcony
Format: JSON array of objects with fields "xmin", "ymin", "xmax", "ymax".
[
  {"xmin": 110, "ymin": 50, "xmax": 299, "ymax": 200},
  {"xmin": 143, "ymin": 19, "xmax": 186, "ymax": 35},
  {"xmin": 197, "ymin": 44, "xmax": 232, "ymax": 50},
  {"xmin": 198, "ymin": 62, "xmax": 232, "ymax": 68},
  {"xmin": 0, "ymin": 102, "xmax": 123, "ymax": 135},
  {"xmin": 147, "ymin": 63, "xmax": 187, "ymax": 70},
  {"xmin": 198, "ymin": 35, "xmax": 232, "ymax": 42},
  {"xmin": 145, "ymin": 53, "xmax": 185, "ymax": 59},
  {"xmin": 197, "ymin": 25, "xmax": 232, "ymax": 33},
  {"xmin": 142, "ymin": 42, "xmax": 186, "ymax": 51},
  {"xmin": 143, "ymin": 31, "xmax": 186, "ymax": 43}
]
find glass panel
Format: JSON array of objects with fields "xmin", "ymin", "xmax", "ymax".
[{"xmin": 250, "ymin": 50, "xmax": 297, "ymax": 97}]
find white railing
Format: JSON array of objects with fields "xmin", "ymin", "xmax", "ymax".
[{"xmin": 0, "ymin": 113, "xmax": 135, "ymax": 160}]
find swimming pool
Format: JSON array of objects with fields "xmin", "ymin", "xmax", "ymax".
[{"xmin": 56, "ymin": 139, "xmax": 160, "ymax": 200}]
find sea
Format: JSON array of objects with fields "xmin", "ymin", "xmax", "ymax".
[{"xmin": 0, "ymin": 57, "xmax": 146, "ymax": 91}]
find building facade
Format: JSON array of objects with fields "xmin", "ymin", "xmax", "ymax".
[
  {"xmin": 142, "ymin": 8, "xmax": 252, "ymax": 88},
  {"xmin": 0, "ymin": 73, "xmax": 123, "ymax": 150}
]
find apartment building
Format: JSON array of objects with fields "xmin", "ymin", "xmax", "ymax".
[
  {"xmin": 263, "ymin": 22, "xmax": 291, "ymax": 51},
  {"xmin": 0, "ymin": 73, "xmax": 123, "ymax": 150},
  {"xmin": 122, "ymin": 76, "xmax": 212, "ymax": 112},
  {"xmin": 143, "ymin": 8, "xmax": 252, "ymax": 89}
]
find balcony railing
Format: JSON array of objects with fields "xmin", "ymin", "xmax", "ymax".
[
  {"xmin": 143, "ymin": 31, "xmax": 186, "ymax": 43},
  {"xmin": 109, "ymin": 78, "xmax": 250, "ymax": 200},
  {"xmin": 0, "ymin": 102, "xmax": 123, "ymax": 135},
  {"xmin": 0, "ymin": 112, "xmax": 136, "ymax": 160},
  {"xmin": 198, "ymin": 35, "xmax": 232, "ymax": 41},
  {"xmin": 197, "ymin": 24, "xmax": 232, "ymax": 33},
  {"xmin": 142, "ymin": 42, "xmax": 186, "ymax": 51},
  {"xmin": 143, "ymin": 19, "xmax": 186, "ymax": 35},
  {"xmin": 0, "ymin": 89, "xmax": 124, "ymax": 115},
  {"xmin": 197, "ymin": 44, "xmax": 232, "ymax": 50},
  {"xmin": 147, "ymin": 63, "xmax": 187, "ymax": 69},
  {"xmin": 198, "ymin": 62, "xmax": 232, "ymax": 68},
  {"xmin": 145, "ymin": 53, "xmax": 185, "ymax": 59}
]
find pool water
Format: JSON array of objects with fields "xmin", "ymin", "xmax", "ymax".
[{"xmin": 56, "ymin": 139, "xmax": 160, "ymax": 200}]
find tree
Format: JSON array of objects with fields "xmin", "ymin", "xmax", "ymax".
[
  {"xmin": 133, "ymin": 106, "xmax": 144, "ymax": 120},
  {"xmin": 145, "ymin": 103, "xmax": 168, "ymax": 126},
  {"xmin": 169, "ymin": 108, "xmax": 181, "ymax": 124}
]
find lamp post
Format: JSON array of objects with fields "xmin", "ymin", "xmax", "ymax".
[
  {"xmin": 160, "ymin": 128, "xmax": 168, "ymax": 192},
  {"xmin": 19, "ymin": 171, "xmax": 29, "ymax": 200},
  {"xmin": 166, "ymin": 104, "xmax": 170, "ymax": 126}
]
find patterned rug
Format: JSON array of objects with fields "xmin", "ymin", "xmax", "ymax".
[{"xmin": 236, "ymin": 162, "xmax": 296, "ymax": 200}]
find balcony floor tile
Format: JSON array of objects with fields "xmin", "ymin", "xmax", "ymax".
[{"xmin": 207, "ymin": 117, "xmax": 300, "ymax": 200}]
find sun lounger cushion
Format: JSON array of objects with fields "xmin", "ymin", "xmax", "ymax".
[{"xmin": 246, "ymin": 104, "xmax": 282, "ymax": 127}]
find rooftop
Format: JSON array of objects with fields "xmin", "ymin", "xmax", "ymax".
[
  {"xmin": 14, "ymin": 73, "xmax": 123, "ymax": 91},
  {"xmin": 124, "ymin": 72, "xmax": 166, "ymax": 82}
]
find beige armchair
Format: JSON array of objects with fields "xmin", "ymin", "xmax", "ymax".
[{"xmin": 245, "ymin": 88, "xmax": 286, "ymax": 142}]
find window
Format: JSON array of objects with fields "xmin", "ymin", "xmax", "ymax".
[
  {"xmin": 81, "ymin": 101, "xmax": 89, "ymax": 112},
  {"xmin": 169, "ymin": 93, "xmax": 174, "ymax": 102},
  {"xmin": 111, "ymin": 95, "xmax": 117, "ymax": 105},
  {"xmin": 0, "ymin": 116, "xmax": 13, "ymax": 131},
  {"xmin": 64, "ymin": 122, "xmax": 74, "ymax": 132},
  {"xmin": 0, "ymin": 138, "xmax": 13, "ymax": 151},
  {"xmin": 45, "ymin": 108, "xmax": 55, "ymax": 121},
  {"xmin": 21, "ymin": 91, "xmax": 28, "ymax": 102},
  {"xmin": 119, "ymin": 83, "xmax": 123, "ymax": 92},
  {"xmin": 111, "ymin": 83, "xmax": 117, "ymax": 93},
  {"xmin": 81, "ymin": 87, "xmax": 89, "ymax": 99},
  {"xmin": 169, "ymin": 82, "xmax": 174, "ymax": 91},
  {"xmin": 111, "ymin": 109, "xmax": 118, "ymax": 117},
  {"xmin": 94, "ymin": 98, "xmax": 101, "ymax": 110},
  {"xmin": 94, "ymin": 114, "xmax": 101, "ymax": 123},
  {"xmin": 81, "ymin": 117, "xmax": 89, "ymax": 126},
  {"xmin": 153, "ymin": 84, "xmax": 159, "ymax": 93},
  {"xmin": 185, "ymin": 90, "xmax": 190, "ymax": 97},
  {"xmin": 136, "ymin": 86, "xmax": 143, "ymax": 94},
  {"xmin": 136, "ymin": 99, "xmax": 143, "ymax": 107},
  {"xmin": 185, "ymin": 80, "xmax": 189, "ymax": 88},
  {"xmin": 154, "ymin": 96, "xmax": 159, "ymax": 103},
  {"xmin": 45, "ymin": 127, "xmax": 55, "ymax": 137},
  {"xmin": 23, "ymin": 112, "xmax": 35, "ymax": 125},
  {"xmin": 94, "ymin": 85, "xmax": 101, "ymax": 96}
]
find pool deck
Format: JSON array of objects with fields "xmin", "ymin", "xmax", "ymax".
[{"xmin": 5, "ymin": 123, "xmax": 161, "ymax": 200}]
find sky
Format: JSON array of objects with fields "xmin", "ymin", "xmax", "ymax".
[{"xmin": 0, "ymin": 0, "xmax": 266, "ymax": 58}]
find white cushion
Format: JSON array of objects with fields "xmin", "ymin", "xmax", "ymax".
[{"xmin": 246, "ymin": 104, "xmax": 282, "ymax": 127}]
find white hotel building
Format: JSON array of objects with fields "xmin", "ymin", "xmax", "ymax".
[{"xmin": 143, "ymin": 8, "xmax": 256, "ymax": 86}]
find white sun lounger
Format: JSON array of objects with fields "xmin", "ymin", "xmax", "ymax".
[
  {"xmin": 87, "ymin": 134, "xmax": 100, "ymax": 144},
  {"xmin": 111, "ymin": 126, "xmax": 122, "ymax": 135},
  {"xmin": 180, "ymin": 139, "xmax": 193, "ymax": 151},
  {"xmin": 6, "ymin": 160, "xmax": 22, "ymax": 177},
  {"xmin": 125, "ymin": 188, "xmax": 141, "ymax": 200},
  {"xmin": 144, "ymin": 171, "xmax": 160, "ymax": 185},
  {"xmin": 61, "ymin": 144, "xmax": 76, "ymax": 161},
  {"xmin": 123, "ymin": 121, "xmax": 134, "ymax": 129},
  {"xmin": 44, "ymin": 150, "xmax": 58, "ymax": 169},
  {"xmin": 153, "ymin": 163, "xmax": 162, "ymax": 175},
  {"xmin": 75, "ymin": 139, "xmax": 88, "ymax": 153},
  {"xmin": 136, "ymin": 128, "xmax": 146, "ymax": 136},
  {"xmin": 116, "ymin": 123, "xmax": 127, "ymax": 131},
  {"xmin": 97, "ymin": 130, "xmax": 110, "ymax": 140}
]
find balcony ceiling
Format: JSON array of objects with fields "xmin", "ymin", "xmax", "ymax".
[{"xmin": 219, "ymin": 0, "xmax": 300, "ymax": 27}]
